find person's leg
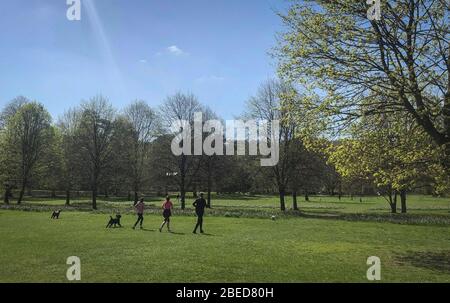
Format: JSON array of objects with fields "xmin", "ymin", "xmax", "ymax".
[
  {"xmin": 193, "ymin": 216, "xmax": 200, "ymax": 233},
  {"xmin": 133, "ymin": 215, "xmax": 140, "ymax": 229},
  {"xmin": 159, "ymin": 220, "xmax": 166, "ymax": 232},
  {"xmin": 199, "ymin": 216, "xmax": 204, "ymax": 233},
  {"xmin": 139, "ymin": 214, "xmax": 144, "ymax": 228}
]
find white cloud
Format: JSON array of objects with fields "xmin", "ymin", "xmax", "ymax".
[
  {"xmin": 167, "ymin": 45, "xmax": 187, "ymax": 56},
  {"xmin": 139, "ymin": 59, "xmax": 147, "ymax": 63}
]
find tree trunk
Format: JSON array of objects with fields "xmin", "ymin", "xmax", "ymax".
[
  {"xmin": 65, "ymin": 190, "xmax": 70, "ymax": 206},
  {"xmin": 279, "ymin": 188, "xmax": 286, "ymax": 211},
  {"xmin": 292, "ymin": 191, "xmax": 298, "ymax": 211},
  {"xmin": 4, "ymin": 186, "xmax": 10, "ymax": 205},
  {"xmin": 17, "ymin": 182, "xmax": 26, "ymax": 205},
  {"xmin": 92, "ymin": 189, "xmax": 97, "ymax": 210},
  {"xmin": 207, "ymin": 172, "xmax": 212, "ymax": 208},
  {"xmin": 128, "ymin": 191, "xmax": 131, "ymax": 201},
  {"xmin": 338, "ymin": 181, "xmax": 342, "ymax": 200},
  {"xmin": 400, "ymin": 190, "xmax": 407, "ymax": 213},
  {"xmin": 304, "ymin": 190, "xmax": 309, "ymax": 202},
  {"xmin": 180, "ymin": 155, "xmax": 187, "ymax": 209},
  {"xmin": 134, "ymin": 191, "xmax": 138, "ymax": 204},
  {"xmin": 389, "ymin": 191, "xmax": 397, "ymax": 214},
  {"xmin": 180, "ymin": 185, "xmax": 186, "ymax": 210}
]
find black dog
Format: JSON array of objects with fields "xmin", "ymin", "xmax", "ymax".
[
  {"xmin": 106, "ymin": 214, "xmax": 122, "ymax": 228},
  {"xmin": 51, "ymin": 210, "xmax": 62, "ymax": 219}
]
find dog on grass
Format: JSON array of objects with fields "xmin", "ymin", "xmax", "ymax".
[
  {"xmin": 106, "ymin": 214, "xmax": 122, "ymax": 228},
  {"xmin": 51, "ymin": 210, "xmax": 62, "ymax": 219}
]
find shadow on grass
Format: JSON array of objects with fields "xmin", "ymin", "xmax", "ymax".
[
  {"xmin": 396, "ymin": 251, "xmax": 450, "ymax": 274},
  {"xmin": 168, "ymin": 231, "xmax": 186, "ymax": 235},
  {"xmin": 139, "ymin": 228, "xmax": 156, "ymax": 232}
]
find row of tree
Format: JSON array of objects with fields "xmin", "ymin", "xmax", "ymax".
[
  {"xmin": 0, "ymin": 83, "xmax": 341, "ymax": 211},
  {"xmin": 1, "ymin": 80, "xmax": 446, "ymax": 213}
]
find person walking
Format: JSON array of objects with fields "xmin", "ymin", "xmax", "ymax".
[
  {"xmin": 193, "ymin": 193, "xmax": 207, "ymax": 234},
  {"xmin": 159, "ymin": 196, "xmax": 174, "ymax": 232},
  {"xmin": 133, "ymin": 198, "xmax": 145, "ymax": 229}
]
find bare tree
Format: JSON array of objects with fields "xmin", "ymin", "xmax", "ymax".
[
  {"xmin": 160, "ymin": 92, "xmax": 203, "ymax": 209},
  {"xmin": 124, "ymin": 100, "xmax": 160, "ymax": 203},
  {"xmin": 245, "ymin": 79, "xmax": 298, "ymax": 211}
]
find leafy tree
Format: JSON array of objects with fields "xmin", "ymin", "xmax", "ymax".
[
  {"xmin": 2, "ymin": 102, "xmax": 52, "ymax": 204},
  {"xmin": 57, "ymin": 109, "xmax": 84, "ymax": 205},
  {"xmin": 328, "ymin": 111, "xmax": 447, "ymax": 213},
  {"xmin": 76, "ymin": 96, "xmax": 116, "ymax": 210},
  {"xmin": 276, "ymin": 0, "xmax": 450, "ymax": 168}
]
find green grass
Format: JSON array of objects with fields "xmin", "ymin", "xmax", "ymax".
[
  {"xmin": 12, "ymin": 194, "xmax": 450, "ymax": 214},
  {"xmin": 0, "ymin": 209, "xmax": 449, "ymax": 282}
]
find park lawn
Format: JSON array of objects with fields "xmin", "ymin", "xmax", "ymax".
[
  {"xmin": 0, "ymin": 210, "xmax": 449, "ymax": 282},
  {"xmin": 18, "ymin": 194, "xmax": 450, "ymax": 216}
]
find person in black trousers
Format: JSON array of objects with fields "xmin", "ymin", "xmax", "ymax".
[{"xmin": 193, "ymin": 193, "xmax": 207, "ymax": 234}]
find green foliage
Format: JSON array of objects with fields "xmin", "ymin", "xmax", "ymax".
[
  {"xmin": 276, "ymin": 0, "xmax": 450, "ymax": 166},
  {"xmin": 327, "ymin": 111, "xmax": 449, "ymax": 195}
]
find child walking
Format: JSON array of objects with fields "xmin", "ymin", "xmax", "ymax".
[{"xmin": 159, "ymin": 196, "xmax": 173, "ymax": 232}]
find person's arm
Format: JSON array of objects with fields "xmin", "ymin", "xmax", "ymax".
[{"xmin": 193, "ymin": 200, "xmax": 197, "ymax": 207}]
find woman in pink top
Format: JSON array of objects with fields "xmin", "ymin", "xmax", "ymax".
[
  {"xmin": 159, "ymin": 196, "xmax": 174, "ymax": 232},
  {"xmin": 133, "ymin": 198, "xmax": 145, "ymax": 230}
]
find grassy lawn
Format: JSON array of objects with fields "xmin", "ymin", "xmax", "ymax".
[
  {"xmin": 0, "ymin": 208, "xmax": 449, "ymax": 282},
  {"xmin": 14, "ymin": 194, "xmax": 450, "ymax": 215}
]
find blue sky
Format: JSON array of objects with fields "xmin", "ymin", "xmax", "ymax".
[{"xmin": 0, "ymin": 0, "xmax": 288, "ymax": 120}]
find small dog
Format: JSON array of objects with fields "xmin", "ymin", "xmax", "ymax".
[
  {"xmin": 51, "ymin": 210, "xmax": 62, "ymax": 219},
  {"xmin": 106, "ymin": 214, "xmax": 122, "ymax": 228}
]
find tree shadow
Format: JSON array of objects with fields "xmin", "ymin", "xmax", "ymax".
[{"xmin": 396, "ymin": 251, "xmax": 450, "ymax": 274}]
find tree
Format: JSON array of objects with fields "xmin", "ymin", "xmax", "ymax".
[
  {"xmin": 289, "ymin": 142, "xmax": 327, "ymax": 207},
  {"xmin": 0, "ymin": 96, "xmax": 29, "ymax": 130},
  {"xmin": 160, "ymin": 92, "xmax": 203, "ymax": 209},
  {"xmin": 2, "ymin": 102, "xmax": 52, "ymax": 204},
  {"xmin": 124, "ymin": 100, "xmax": 160, "ymax": 203},
  {"xmin": 328, "ymin": 110, "xmax": 447, "ymax": 213},
  {"xmin": 245, "ymin": 79, "xmax": 298, "ymax": 211},
  {"xmin": 276, "ymin": 0, "xmax": 450, "ymax": 169},
  {"xmin": 76, "ymin": 96, "xmax": 116, "ymax": 210},
  {"xmin": 57, "ymin": 109, "xmax": 83, "ymax": 205}
]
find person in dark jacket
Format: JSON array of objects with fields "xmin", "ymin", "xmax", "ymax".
[{"xmin": 192, "ymin": 193, "xmax": 207, "ymax": 234}]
